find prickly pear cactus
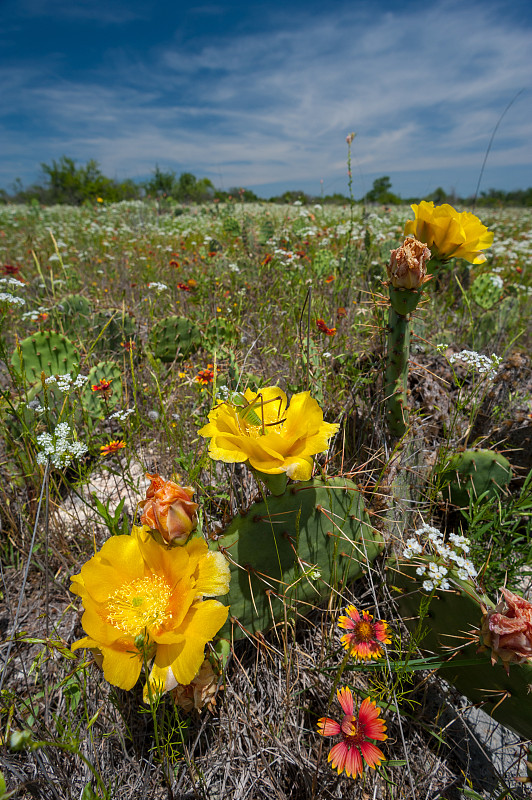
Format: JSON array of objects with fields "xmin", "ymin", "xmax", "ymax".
[
  {"xmin": 149, "ymin": 316, "xmax": 202, "ymax": 362},
  {"xmin": 205, "ymin": 316, "xmax": 239, "ymax": 348},
  {"xmin": 258, "ymin": 219, "xmax": 274, "ymax": 245},
  {"xmin": 470, "ymin": 273, "xmax": 503, "ymax": 310},
  {"xmin": 58, "ymin": 293, "xmax": 92, "ymax": 318},
  {"xmin": 436, "ymin": 448, "xmax": 512, "ymax": 507},
  {"xmin": 92, "ymin": 309, "xmax": 136, "ymax": 355},
  {"xmin": 212, "ymin": 477, "xmax": 383, "ymax": 641},
  {"xmin": 80, "ymin": 361, "xmax": 122, "ymax": 419},
  {"xmin": 11, "ymin": 331, "xmax": 79, "ymax": 383},
  {"xmin": 222, "ymin": 216, "xmax": 240, "ymax": 237},
  {"xmin": 389, "ymin": 556, "xmax": 532, "ymax": 742}
]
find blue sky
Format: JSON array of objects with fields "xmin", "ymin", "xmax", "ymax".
[{"xmin": 2, "ymin": 0, "xmax": 532, "ymax": 198}]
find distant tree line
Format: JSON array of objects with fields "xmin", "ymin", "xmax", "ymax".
[{"xmin": 1, "ymin": 157, "xmax": 531, "ymax": 207}]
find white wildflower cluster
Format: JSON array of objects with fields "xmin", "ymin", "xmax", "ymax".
[
  {"xmin": 0, "ymin": 293, "xmax": 25, "ymax": 306},
  {"xmin": 21, "ymin": 310, "xmax": 40, "ymax": 321},
  {"xmin": 147, "ymin": 282, "xmax": 168, "ymax": 292},
  {"xmin": 228, "ymin": 263, "xmax": 240, "ymax": 273},
  {"xmin": 449, "ymin": 349, "xmax": 502, "ymax": 378},
  {"xmin": 0, "ymin": 277, "xmax": 25, "ymax": 289},
  {"xmin": 108, "ymin": 408, "xmax": 135, "ymax": 422},
  {"xmin": 26, "ymin": 399, "xmax": 45, "ymax": 413},
  {"xmin": 45, "ymin": 373, "xmax": 88, "ymax": 393},
  {"xmin": 36, "ymin": 422, "xmax": 88, "ymax": 469},
  {"xmin": 402, "ymin": 522, "xmax": 477, "ymax": 592},
  {"xmin": 489, "ymin": 274, "xmax": 504, "ymax": 289}
]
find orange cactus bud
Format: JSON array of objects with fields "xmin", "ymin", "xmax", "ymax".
[
  {"xmin": 387, "ymin": 238, "xmax": 431, "ymax": 290},
  {"xmin": 481, "ymin": 587, "xmax": 532, "ymax": 673},
  {"xmin": 140, "ymin": 473, "xmax": 198, "ymax": 545}
]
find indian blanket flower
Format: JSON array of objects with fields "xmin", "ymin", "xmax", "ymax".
[
  {"xmin": 100, "ymin": 440, "xmax": 126, "ymax": 457},
  {"xmin": 387, "ymin": 238, "xmax": 431, "ymax": 290},
  {"xmin": 480, "ymin": 588, "xmax": 532, "ymax": 673},
  {"xmin": 338, "ymin": 606, "xmax": 391, "ymax": 661},
  {"xmin": 139, "ymin": 473, "xmax": 198, "ymax": 545},
  {"xmin": 195, "ymin": 365, "xmax": 215, "ymax": 385},
  {"xmin": 198, "ymin": 386, "xmax": 339, "ymax": 481},
  {"xmin": 404, "ymin": 201, "xmax": 493, "ymax": 265},
  {"xmin": 316, "ymin": 318, "xmax": 337, "ymax": 336},
  {"xmin": 70, "ymin": 526, "xmax": 230, "ymax": 694},
  {"xmin": 91, "ymin": 378, "xmax": 113, "ymax": 397},
  {"xmin": 318, "ymin": 688, "xmax": 387, "ymax": 779}
]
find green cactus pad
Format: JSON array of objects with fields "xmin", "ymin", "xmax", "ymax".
[
  {"xmin": 436, "ymin": 449, "xmax": 512, "ymax": 507},
  {"xmin": 91, "ymin": 309, "xmax": 136, "ymax": 355},
  {"xmin": 212, "ymin": 477, "xmax": 383, "ymax": 641},
  {"xmin": 470, "ymin": 273, "xmax": 503, "ymax": 310},
  {"xmin": 11, "ymin": 331, "xmax": 79, "ymax": 384},
  {"xmin": 58, "ymin": 293, "xmax": 92, "ymax": 318},
  {"xmin": 149, "ymin": 315, "xmax": 202, "ymax": 362},
  {"xmin": 389, "ymin": 557, "xmax": 532, "ymax": 742}
]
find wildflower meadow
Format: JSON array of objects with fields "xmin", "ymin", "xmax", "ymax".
[{"xmin": 0, "ymin": 189, "xmax": 531, "ymax": 799}]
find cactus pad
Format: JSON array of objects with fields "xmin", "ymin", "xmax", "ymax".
[
  {"xmin": 436, "ymin": 448, "xmax": 512, "ymax": 507},
  {"xmin": 389, "ymin": 557, "xmax": 532, "ymax": 742},
  {"xmin": 212, "ymin": 477, "xmax": 383, "ymax": 641},
  {"xmin": 80, "ymin": 361, "xmax": 122, "ymax": 419},
  {"xmin": 149, "ymin": 316, "xmax": 202, "ymax": 362},
  {"xmin": 470, "ymin": 273, "xmax": 503, "ymax": 310},
  {"xmin": 12, "ymin": 331, "xmax": 79, "ymax": 383}
]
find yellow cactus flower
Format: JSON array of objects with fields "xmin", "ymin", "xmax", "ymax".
[
  {"xmin": 70, "ymin": 526, "xmax": 230, "ymax": 694},
  {"xmin": 404, "ymin": 201, "xmax": 493, "ymax": 265},
  {"xmin": 198, "ymin": 386, "xmax": 339, "ymax": 481}
]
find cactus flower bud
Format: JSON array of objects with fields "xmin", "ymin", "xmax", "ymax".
[
  {"xmin": 140, "ymin": 473, "xmax": 198, "ymax": 545},
  {"xmin": 480, "ymin": 587, "xmax": 532, "ymax": 673},
  {"xmin": 172, "ymin": 658, "xmax": 220, "ymax": 713},
  {"xmin": 387, "ymin": 238, "xmax": 431, "ymax": 290}
]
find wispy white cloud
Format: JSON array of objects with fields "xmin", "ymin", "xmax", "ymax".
[{"xmin": 1, "ymin": 0, "xmax": 531, "ymax": 194}]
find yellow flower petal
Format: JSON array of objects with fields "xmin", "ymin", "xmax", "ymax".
[
  {"xmin": 199, "ymin": 386, "xmax": 339, "ymax": 478},
  {"xmin": 404, "ymin": 201, "xmax": 493, "ymax": 264}
]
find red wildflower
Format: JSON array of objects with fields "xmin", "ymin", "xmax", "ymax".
[
  {"xmin": 177, "ymin": 282, "xmax": 191, "ymax": 292},
  {"xmin": 169, "ymin": 260, "xmax": 180, "ymax": 267},
  {"xmin": 261, "ymin": 254, "xmax": 273, "ymax": 266},
  {"xmin": 91, "ymin": 378, "xmax": 113, "ymax": 397},
  {"xmin": 2, "ymin": 264, "xmax": 21, "ymax": 276},
  {"xmin": 318, "ymin": 688, "xmax": 387, "ymax": 779},
  {"xmin": 316, "ymin": 319, "xmax": 337, "ymax": 337},
  {"xmin": 120, "ymin": 340, "xmax": 136, "ymax": 352},
  {"xmin": 338, "ymin": 606, "xmax": 391, "ymax": 661},
  {"xmin": 337, "ymin": 307, "xmax": 347, "ymax": 319},
  {"xmin": 325, "ymin": 274, "xmax": 335, "ymax": 284},
  {"xmin": 100, "ymin": 440, "xmax": 126, "ymax": 457},
  {"xmin": 195, "ymin": 365, "xmax": 215, "ymax": 385}
]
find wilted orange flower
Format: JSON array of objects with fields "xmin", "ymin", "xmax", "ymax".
[
  {"xmin": 316, "ymin": 318, "xmax": 337, "ymax": 336},
  {"xmin": 480, "ymin": 588, "xmax": 532, "ymax": 673},
  {"xmin": 91, "ymin": 378, "xmax": 113, "ymax": 396},
  {"xmin": 387, "ymin": 238, "xmax": 431, "ymax": 290},
  {"xmin": 338, "ymin": 606, "xmax": 391, "ymax": 661},
  {"xmin": 100, "ymin": 440, "xmax": 126, "ymax": 456},
  {"xmin": 140, "ymin": 473, "xmax": 198, "ymax": 545},
  {"xmin": 337, "ymin": 307, "xmax": 347, "ymax": 319},
  {"xmin": 172, "ymin": 658, "xmax": 220, "ymax": 713},
  {"xmin": 318, "ymin": 688, "xmax": 387, "ymax": 779}
]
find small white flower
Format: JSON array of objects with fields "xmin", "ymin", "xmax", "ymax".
[
  {"xmin": 422, "ymin": 580, "xmax": 435, "ymax": 592},
  {"xmin": 147, "ymin": 282, "xmax": 168, "ymax": 293},
  {"xmin": 0, "ymin": 293, "xmax": 25, "ymax": 306}
]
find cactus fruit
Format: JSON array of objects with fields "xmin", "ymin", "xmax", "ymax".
[
  {"xmin": 11, "ymin": 331, "xmax": 79, "ymax": 384},
  {"xmin": 149, "ymin": 316, "xmax": 202, "ymax": 362},
  {"xmin": 388, "ymin": 557, "xmax": 532, "ymax": 742},
  {"xmin": 436, "ymin": 448, "xmax": 512, "ymax": 507},
  {"xmin": 470, "ymin": 273, "xmax": 503, "ymax": 310},
  {"xmin": 211, "ymin": 477, "xmax": 383, "ymax": 641}
]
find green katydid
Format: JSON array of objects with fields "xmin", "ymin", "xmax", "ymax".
[{"xmin": 220, "ymin": 391, "xmax": 286, "ymax": 435}]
